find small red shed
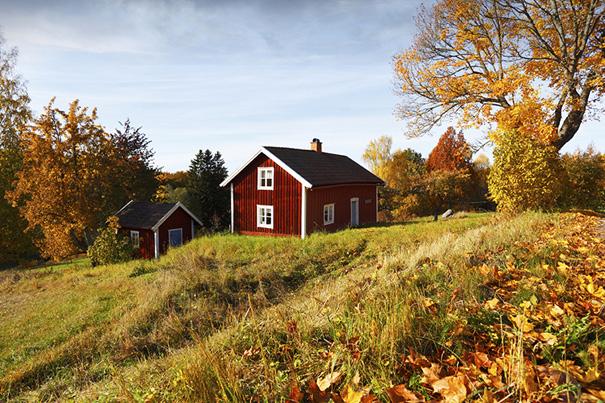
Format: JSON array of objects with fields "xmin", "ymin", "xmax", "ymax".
[
  {"xmin": 115, "ymin": 201, "xmax": 202, "ymax": 258},
  {"xmin": 220, "ymin": 139, "xmax": 384, "ymax": 238}
]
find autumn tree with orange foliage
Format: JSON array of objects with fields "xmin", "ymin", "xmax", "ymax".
[
  {"xmin": 394, "ymin": 0, "xmax": 604, "ymax": 149},
  {"xmin": 426, "ymin": 127, "xmax": 472, "ymax": 172},
  {"xmin": 7, "ymin": 99, "xmax": 155, "ymax": 260},
  {"xmin": 423, "ymin": 127, "xmax": 473, "ymax": 219}
]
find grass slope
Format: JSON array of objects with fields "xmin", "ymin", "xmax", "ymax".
[{"xmin": 1, "ymin": 212, "xmax": 603, "ymax": 401}]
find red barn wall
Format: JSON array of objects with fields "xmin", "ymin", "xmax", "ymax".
[
  {"xmin": 119, "ymin": 227, "xmax": 155, "ymax": 259},
  {"xmin": 306, "ymin": 184, "xmax": 377, "ymax": 234},
  {"xmin": 158, "ymin": 207, "xmax": 195, "ymax": 254},
  {"xmin": 233, "ymin": 154, "xmax": 302, "ymax": 236}
]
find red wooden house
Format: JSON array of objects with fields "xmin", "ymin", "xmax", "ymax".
[
  {"xmin": 220, "ymin": 139, "xmax": 384, "ymax": 238},
  {"xmin": 115, "ymin": 201, "xmax": 202, "ymax": 258}
]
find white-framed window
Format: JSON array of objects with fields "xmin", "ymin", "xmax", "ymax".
[
  {"xmin": 323, "ymin": 203, "xmax": 335, "ymax": 225},
  {"xmin": 130, "ymin": 230, "xmax": 140, "ymax": 248},
  {"xmin": 257, "ymin": 205, "xmax": 274, "ymax": 229},
  {"xmin": 257, "ymin": 167, "xmax": 274, "ymax": 190},
  {"xmin": 168, "ymin": 228, "xmax": 183, "ymax": 247}
]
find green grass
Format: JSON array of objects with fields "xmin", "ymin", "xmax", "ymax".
[{"xmin": 0, "ymin": 212, "xmax": 560, "ymax": 401}]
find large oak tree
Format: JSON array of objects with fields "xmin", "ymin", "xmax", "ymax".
[{"xmin": 394, "ymin": 0, "xmax": 604, "ymax": 149}]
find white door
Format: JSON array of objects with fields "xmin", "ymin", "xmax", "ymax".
[{"xmin": 350, "ymin": 198, "xmax": 359, "ymax": 227}]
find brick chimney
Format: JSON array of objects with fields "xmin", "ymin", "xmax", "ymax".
[{"xmin": 310, "ymin": 138, "xmax": 322, "ymax": 153}]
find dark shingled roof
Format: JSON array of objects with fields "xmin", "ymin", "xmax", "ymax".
[
  {"xmin": 116, "ymin": 201, "xmax": 176, "ymax": 229},
  {"xmin": 263, "ymin": 146, "xmax": 384, "ymax": 187}
]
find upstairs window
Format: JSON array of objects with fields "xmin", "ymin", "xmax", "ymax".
[
  {"xmin": 130, "ymin": 230, "xmax": 140, "ymax": 248},
  {"xmin": 257, "ymin": 167, "xmax": 274, "ymax": 190},
  {"xmin": 257, "ymin": 205, "xmax": 274, "ymax": 229},
  {"xmin": 323, "ymin": 203, "xmax": 335, "ymax": 225}
]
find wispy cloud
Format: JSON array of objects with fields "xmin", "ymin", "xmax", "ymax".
[{"xmin": 1, "ymin": 0, "xmax": 601, "ymax": 172}]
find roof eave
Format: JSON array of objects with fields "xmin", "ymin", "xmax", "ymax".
[
  {"xmin": 151, "ymin": 202, "xmax": 203, "ymax": 231},
  {"xmin": 220, "ymin": 147, "xmax": 313, "ymax": 188}
]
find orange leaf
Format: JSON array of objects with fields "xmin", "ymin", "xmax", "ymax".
[{"xmin": 386, "ymin": 384, "xmax": 421, "ymax": 402}]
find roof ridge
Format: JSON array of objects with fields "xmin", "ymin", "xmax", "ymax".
[{"xmin": 263, "ymin": 145, "xmax": 348, "ymax": 157}]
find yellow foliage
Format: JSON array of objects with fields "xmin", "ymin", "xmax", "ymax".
[
  {"xmin": 488, "ymin": 130, "xmax": 561, "ymax": 213},
  {"xmin": 7, "ymin": 99, "xmax": 117, "ymax": 260}
]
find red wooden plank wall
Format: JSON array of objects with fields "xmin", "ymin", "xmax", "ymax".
[
  {"xmin": 233, "ymin": 154, "xmax": 302, "ymax": 236},
  {"xmin": 306, "ymin": 184, "xmax": 377, "ymax": 234},
  {"xmin": 158, "ymin": 207, "xmax": 194, "ymax": 254},
  {"xmin": 119, "ymin": 227, "xmax": 155, "ymax": 259}
]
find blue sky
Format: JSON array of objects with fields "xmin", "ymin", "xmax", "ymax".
[{"xmin": 1, "ymin": 0, "xmax": 602, "ymax": 172}]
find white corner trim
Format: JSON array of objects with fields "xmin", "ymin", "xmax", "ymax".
[
  {"xmin": 301, "ymin": 184, "xmax": 307, "ymax": 239},
  {"xmin": 151, "ymin": 202, "xmax": 202, "ymax": 231},
  {"xmin": 230, "ymin": 183, "xmax": 234, "ymax": 233},
  {"xmin": 154, "ymin": 230, "xmax": 159, "ymax": 259},
  {"xmin": 219, "ymin": 147, "xmax": 313, "ymax": 188}
]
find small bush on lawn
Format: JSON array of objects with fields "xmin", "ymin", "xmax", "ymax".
[{"xmin": 87, "ymin": 216, "xmax": 133, "ymax": 267}]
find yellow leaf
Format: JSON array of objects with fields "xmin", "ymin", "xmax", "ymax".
[
  {"xmin": 540, "ymin": 332, "xmax": 557, "ymax": 346},
  {"xmin": 550, "ymin": 305, "xmax": 565, "ymax": 316},
  {"xmin": 340, "ymin": 384, "xmax": 366, "ymax": 403},
  {"xmin": 317, "ymin": 371, "xmax": 341, "ymax": 392},
  {"xmin": 431, "ymin": 374, "xmax": 467, "ymax": 403},
  {"xmin": 511, "ymin": 314, "xmax": 534, "ymax": 332},
  {"xmin": 485, "ymin": 298, "xmax": 499, "ymax": 309}
]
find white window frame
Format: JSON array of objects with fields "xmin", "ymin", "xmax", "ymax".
[
  {"xmin": 350, "ymin": 197, "xmax": 360, "ymax": 227},
  {"xmin": 323, "ymin": 203, "xmax": 335, "ymax": 225},
  {"xmin": 257, "ymin": 167, "xmax": 274, "ymax": 190},
  {"xmin": 168, "ymin": 228, "xmax": 183, "ymax": 247},
  {"xmin": 257, "ymin": 204, "xmax": 274, "ymax": 229},
  {"xmin": 130, "ymin": 230, "xmax": 140, "ymax": 248}
]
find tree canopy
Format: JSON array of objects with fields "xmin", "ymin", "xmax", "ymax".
[
  {"xmin": 187, "ymin": 150, "xmax": 229, "ymax": 231},
  {"xmin": 0, "ymin": 35, "xmax": 36, "ymax": 265},
  {"xmin": 394, "ymin": 0, "xmax": 604, "ymax": 149}
]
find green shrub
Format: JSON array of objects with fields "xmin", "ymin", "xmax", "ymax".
[
  {"xmin": 559, "ymin": 147, "xmax": 605, "ymax": 210},
  {"xmin": 87, "ymin": 216, "xmax": 132, "ymax": 267}
]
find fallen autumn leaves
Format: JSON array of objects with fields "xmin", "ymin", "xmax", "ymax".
[{"xmin": 290, "ymin": 213, "xmax": 605, "ymax": 402}]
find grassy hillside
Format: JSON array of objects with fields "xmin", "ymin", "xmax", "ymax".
[{"xmin": 1, "ymin": 212, "xmax": 604, "ymax": 401}]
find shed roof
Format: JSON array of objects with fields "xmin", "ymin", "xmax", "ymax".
[
  {"xmin": 221, "ymin": 146, "xmax": 384, "ymax": 188},
  {"xmin": 115, "ymin": 201, "xmax": 202, "ymax": 230}
]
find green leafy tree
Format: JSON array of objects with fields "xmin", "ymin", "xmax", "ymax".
[
  {"xmin": 421, "ymin": 169, "xmax": 471, "ymax": 221},
  {"xmin": 559, "ymin": 147, "xmax": 605, "ymax": 210},
  {"xmin": 154, "ymin": 171, "xmax": 191, "ymax": 204},
  {"xmin": 382, "ymin": 148, "xmax": 426, "ymax": 220},
  {"xmin": 109, "ymin": 120, "xmax": 159, "ymax": 205},
  {"xmin": 488, "ymin": 130, "xmax": 562, "ymax": 213},
  {"xmin": 0, "ymin": 35, "xmax": 36, "ymax": 266},
  {"xmin": 87, "ymin": 216, "xmax": 132, "ymax": 267},
  {"xmin": 187, "ymin": 150, "xmax": 229, "ymax": 231}
]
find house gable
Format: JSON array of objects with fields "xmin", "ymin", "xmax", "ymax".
[
  {"xmin": 231, "ymin": 154, "xmax": 302, "ymax": 236},
  {"xmin": 220, "ymin": 147, "xmax": 311, "ymax": 188}
]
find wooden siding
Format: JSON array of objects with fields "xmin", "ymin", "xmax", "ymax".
[
  {"xmin": 120, "ymin": 206, "xmax": 196, "ymax": 259},
  {"xmin": 158, "ymin": 207, "xmax": 195, "ymax": 255},
  {"xmin": 119, "ymin": 227, "xmax": 155, "ymax": 259},
  {"xmin": 233, "ymin": 154, "xmax": 302, "ymax": 236},
  {"xmin": 306, "ymin": 184, "xmax": 377, "ymax": 234}
]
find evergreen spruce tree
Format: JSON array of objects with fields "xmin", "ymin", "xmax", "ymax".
[{"xmin": 187, "ymin": 150, "xmax": 229, "ymax": 231}]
